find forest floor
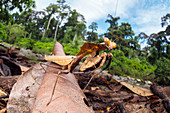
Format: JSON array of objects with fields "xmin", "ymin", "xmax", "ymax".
[{"xmin": 0, "ymin": 43, "xmax": 170, "ymax": 113}]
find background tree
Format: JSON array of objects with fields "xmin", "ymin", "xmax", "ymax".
[
  {"xmin": 53, "ymin": 0, "xmax": 70, "ymax": 40},
  {"xmin": 42, "ymin": 4, "xmax": 59, "ymax": 38},
  {"xmin": 105, "ymin": 14, "xmax": 125, "ymax": 47},
  {"xmin": 119, "ymin": 23, "xmax": 134, "ymax": 39},
  {"xmin": 61, "ymin": 9, "xmax": 86, "ymax": 43},
  {"xmin": 5, "ymin": 23, "xmax": 28, "ymax": 43},
  {"xmin": 0, "ymin": 0, "xmax": 35, "ymax": 23},
  {"xmin": 86, "ymin": 22, "xmax": 98, "ymax": 42}
]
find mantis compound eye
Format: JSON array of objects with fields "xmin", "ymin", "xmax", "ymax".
[
  {"xmin": 104, "ymin": 37, "xmax": 116, "ymax": 50},
  {"xmin": 111, "ymin": 42, "xmax": 116, "ymax": 48},
  {"xmin": 104, "ymin": 38, "xmax": 110, "ymax": 44},
  {"xmin": 109, "ymin": 42, "xmax": 116, "ymax": 51}
]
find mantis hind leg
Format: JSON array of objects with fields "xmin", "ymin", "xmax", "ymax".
[
  {"xmin": 83, "ymin": 53, "xmax": 113, "ymax": 91},
  {"xmin": 46, "ymin": 71, "xmax": 61, "ymax": 106}
]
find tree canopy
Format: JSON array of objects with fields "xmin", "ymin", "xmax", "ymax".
[{"xmin": 0, "ymin": 1, "xmax": 169, "ymax": 85}]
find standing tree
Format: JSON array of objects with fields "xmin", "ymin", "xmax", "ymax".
[
  {"xmin": 0, "ymin": 0, "xmax": 35, "ymax": 23},
  {"xmin": 13, "ymin": 10, "xmax": 46, "ymax": 39},
  {"xmin": 105, "ymin": 14, "xmax": 120, "ymax": 29},
  {"xmin": 86, "ymin": 22, "xmax": 98, "ymax": 42},
  {"xmin": 53, "ymin": 0, "xmax": 70, "ymax": 41},
  {"xmin": 105, "ymin": 14, "xmax": 127, "ymax": 49},
  {"xmin": 119, "ymin": 22, "xmax": 134, "ymax": 39},
  {"xmin": 62, "ymin": 9, "xmax": 86, "ymax": 43},
  {"xmin": 42, "ymin": 4, "xmax": 59, "ymax": 38},
  {"xmin": 104, "ymin": 14, "xmax": 123, "ymax": 41}
]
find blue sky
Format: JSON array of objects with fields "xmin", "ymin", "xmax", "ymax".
[{"xmin": 35, "ymin": 0, "xmax": 169, "ymax": 36}]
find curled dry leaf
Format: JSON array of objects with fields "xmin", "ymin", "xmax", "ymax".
[
  {"xmin": 0, "ymin": 56, "xmax": 21, "ymax": 76},
  {"xmin": 120, "ymin": 81, "xmax": 154, "ymax": 96},
  {"xmin": 7, "ymin": 63, "xmax": 48, "ymax": 112},
  {"xmin": 0, "ymin": 88, "xmax": 7, "ymax": 96}
]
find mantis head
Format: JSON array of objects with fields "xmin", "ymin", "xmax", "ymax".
[{"xmin": 104, "ymin": 37, "xmax": 116, "ymax": 51}]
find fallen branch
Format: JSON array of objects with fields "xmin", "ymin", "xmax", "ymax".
[
  {"xmin": 0, "ymin": 43, "xmax": 11, "ymax": 49},
  {"xmin": 150, "ymin": 83, "xmax": 170, "ymax": 113}
]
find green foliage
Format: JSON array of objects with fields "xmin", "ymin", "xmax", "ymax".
[
  {"xmin": 5, "ymin": 23, "xmax": 28, "ymax": 43},
  {"xmin": 32, "ymin": 41, "xmax": 55, "ymax": 54},
  {"xmin": 13, "ymin": 37, "xmax": 55, "ymax": 54},
  {"xmin": 0, "ymin": 23, "xmax": 7, "ymax": 41},
  {"xmin": 154, "ymin": 57, "xmax": 170, "ymax": 85},
  {"xmin": 63, "ymin": 38, "xmax": 85, "ymax": 55},
  {"xmin": 0, "ymin": 0, "xmax": 35, "ymax": 23},
  {"xmin": 109, "ymin": 49, "xmax": 156, "ymax": 80},
  {"xmin": 14, "ymin": 38, "xmax": 35, "ymax": 49},
  {"xmin": 41, "ymin": 37, "xmax": 54, "ymax": 42}
]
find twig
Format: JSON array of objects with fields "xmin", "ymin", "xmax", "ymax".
[
  {"xmin": 143, "ymin": 72, "xmax": 170, "ymax": 81},
  {"xmin": 0, "ymin": 95, "xmax": 9, "ymax": 99},
  {"xmin": 0, "ymin": 42, "xmax": 11, "ymax": 49},
  {"xmin": 117, "ymin": 102, "xmax": 127, "ymax": 113}
]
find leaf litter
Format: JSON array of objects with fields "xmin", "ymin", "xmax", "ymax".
[{"xmin": 0, "ymin": 42, "xmax": 169, "ymax": 113}]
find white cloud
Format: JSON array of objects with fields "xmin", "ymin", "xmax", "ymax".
[
  {"xmin": 34, "ymin": 0, "xmax": 169, "ymax": 36},
  {"xmin": 35, "ymin": 0, "xmax": 55, "ymax": 11},
  {"xmin": 67, "ymin": 0, "xmax": 137, "ymax": 23},
  {"xmin": 128, "ymin": 3, "xmax": 169, "ymax": 35}
]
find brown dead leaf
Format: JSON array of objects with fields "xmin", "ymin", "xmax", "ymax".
[
  {"xmin": 0, "ymin": 88, "xmax": 7, "ymax": 96},
  {"xmin": 45, "ymin": 55, "xmax": 77, "ymax": 66},
  {"xmin": 108, "ymin": 84, "xmax": 122, "ymax": 92},
  {"xmin": 32, "ymin": 42, "xmax": 93, "ymax": 113},
  {"xmin": 120, "ymin": 81, "xmax": 154, "ymax": 96},
  {"xmin": 124, "ymin": 102, "xmax": 153, "ymax": 113},
  {"xmin": 7, "ymin": 63, "xmax": 47, "ymax": 112},
  {"xmin": 18, "ymin": 64, "xmax": 30, "ymax": 73},
  {"xmin": 0, "ymin": 108, "xmax": 6, "ymax": 113}
]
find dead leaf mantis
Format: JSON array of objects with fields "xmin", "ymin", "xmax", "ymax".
[{"xmin": 42, "ymin": 37, "xmax": 116, "ymax": 105}]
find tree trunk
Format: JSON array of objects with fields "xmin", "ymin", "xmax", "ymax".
[
  {"xmin": 42, "ymin": 16, "xmax": 52, "ymax": 38},
  {"xmin": 73, "ymin": 32, "xmax": 77, "ymax": 43},
  {"xmin": 29, "ymin": 32, "xmax": 32, "ymax": 38},
  {"xmin": 53, "ymin": 20, "xmax": 60, "ymax": 41}
]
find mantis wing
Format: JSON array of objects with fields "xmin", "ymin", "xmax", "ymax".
[{"xmin": 45, "ymin": 55, "xmax": 77, "ymax": 66}]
